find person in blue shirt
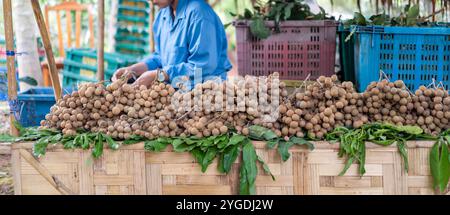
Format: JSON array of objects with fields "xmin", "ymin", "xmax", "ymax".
[{"xmin": 112, "ymin": 0, "xmax": 232, "ymax": 89}]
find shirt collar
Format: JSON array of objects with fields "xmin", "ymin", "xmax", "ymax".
[{"xmin": 162, "ymin": 0, "xmax": 187, "ymax": 20}]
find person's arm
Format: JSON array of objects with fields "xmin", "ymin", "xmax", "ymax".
[
  {"xmin": 163, "ymin": 18, "xmax": 219, "ymax": 84},
  {"xmin": 113, "ymin": 13, "xmax": 163, "ymax": 82},
  {"xmin": 141, "ymin": 50, "xmax": 162, "ymax": 74}
]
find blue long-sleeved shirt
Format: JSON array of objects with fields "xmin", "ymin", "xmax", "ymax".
[{"xmin": 142, "ymin": 0, "xmax": 232, "ymax": 89}]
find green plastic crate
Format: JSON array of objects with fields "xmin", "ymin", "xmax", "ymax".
[
  {"xmin": 116, "ymin": 28, "xmax": 150, "ymax": 37},
  {"xmin": 114, "ymin": 30, "xmax": 150, "ymax": 56},
  {"xmin": 65, "ymin": 48, "xmax": 136, "ymax": 71},
  {"xmin": 118, "ymin": 0, "xmax": 149, "ymax": 8},
  {"xmin": 338, "ymin": 25, "xmax": 356, "ymax": 84},
  {"xmin": 115, "ymin": 35, "xmax": 149, "ymax": 46},
  {"xmin": 115, "ymin": 43, "xmax": 148, "ymax": 54},
  {"xmin": 114, "ymin": 49, "xmax": 147, "ymax": 57},
  {"xmin": 117, "ymin": 15, "xmax": 149, "ymax": 25},
  {"xmin": 118, "ymin": 5, "xmax": 149, "ymax": 18},
  {"xmin": 62, "ymin": 49, "xmax": 138, "ymax": 87},
  {"xmin": 115, "ymin": 0, "xmax": 151, "ymax": 57},
  {"xmin": 115, "ymin": 34, "xmax": 148, "ymax": 43},
  {"xmin": 62, "ymin": 70, "xmax": 109, "ymax": 87}
]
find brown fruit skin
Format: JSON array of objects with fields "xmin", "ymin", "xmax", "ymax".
[{"xmin": 241, "ymin": 127, "xmax": 249, "ymax": 136}]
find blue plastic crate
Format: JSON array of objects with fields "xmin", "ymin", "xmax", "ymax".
[
  {"xmin": 17, "ymin": 87, "xmax": 74, "ymax": 127},
  {"xmin": 352, "ymin": 25, "xmax": 450, "ymax": 92}
]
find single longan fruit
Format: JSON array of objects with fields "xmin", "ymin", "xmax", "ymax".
[{"xmin": 220, "ymin": 126, "xmax": 228, "ymax": 133}]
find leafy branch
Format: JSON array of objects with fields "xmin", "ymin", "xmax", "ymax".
[
  {"xmin": 325, "ymin": 123, "xmax": 437, "ymax": 176},
  {"xmin": 344, "ymin": 4, "xmax": 446, "ymax": 27},
  {"xmin": 232, "ymin": 0, "xmax": 333, "ymax": 39}
]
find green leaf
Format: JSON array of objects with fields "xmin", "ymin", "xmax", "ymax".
[
  {"xmin": 290, "ymin": 137, "xmax": 314, "ymax": 150},
  {"xmin": 392, "ymin": 125, "xmax": 423, "ymax": 135},
  {"xmin": 249, "ymin": 17, "xmax": 271, "ymax": 40},
  {"xmin": 201, "ymin": 148, "xmax": 217, "ymax": 172},
  {"xmin": 199, "ymin": 137, "xmax": 215, "ymax": 149},
  {"xmin": 370, "ymin": 13, "xmax": 388, "ymax": 25},
  {"xmin": 239, "ymin": 163, "xmax": 249, "ymax": 195},
  {"xmin": 224, "ymin": 135, "xmax": 246, "ymax": 148},
  {"xmin": 66, "ymin": 135, "xmax": 79, "ymax": 149},
  {"xmin": 397, "ymin": 141, "xmax": 409, "ymax": 172},
  {"xmin": 123, "ymin": 135, "xmax": 145, "ymax": 145},
  {"xmin": 339, "ymin": 157, "xmax": 354, "ymax": 176},
  {"xmin": 172, "ymin": 139, "xmax": 187, "ymax": 152},
  {"xmin": 358, "ymin": 143, "xmax": 366, "ymax": 175},
  {"xmin": 63, "ymin": 138, "xmax": 75, "ymax": 149},
  {"xmin": 12, "ymin": 120, "xmax": 26, "ymax": 135},
  {"xmin": 430, "ymin": 141, "xmax": 450, "ymax": 192},
  {"xmin": 277, "ymin": 141, "xmax": 294, "ymax": 162},
  {"xmin": 191, "ymin": 148, "xmax": 205, "ymax": 164},
  {"xmin": 0, "ymin": 134, "xmax": 17, "ymax": 142},
  {"xmin": 244, "ymin": 9, "xmax": 253, "ymax": 19},
  {"xmin": 19, "ymin": 76, "xmax": 38, "ymax": 86},
  {"xmin": 353, "ymin": 12, "xmax": 367, "ymax": 25},
  {"xmin": 81, "ymin": 133, "xmax": 91, "ymax": 149},
  {"xmin": 239, "ymin": 142, "xmax": 258, "ymax": 195},
  {"xmin": 92, "ymin": 138, "xmax": 104, "ymax": 158},
  {"xmin": 249, "ymin": 125, "xmax": 277, "ymax": 140},
  {"xmin": 284, "ymin": 3, "xmax": 294, "ymax": 20},
  {"xmin": 263, "ymin": 130, "xmax": 278, "ymax": 140},
  {"xmin": 257, "ymin": 155, "xmax": 275, "ymax": 181},
  {"xmin": 144, "ymin": 138, "xmax": 170, "ymax": 152},
  {"xmin": 104, "ymin": 134, "xmax": 119, "ymax": 150},
  {"xmin": 219, "ymin": 145, "xmax": 240, "ymax": 173},
  {"xmin": 406, "ymin": 5, "xmax": 419, "ymax": 26},
  {"xmin": 32, "ymin": 137, "xmax": 50, "ymax": 157},
  {"xmin": 266, "ymin": 139, "xmax": 278, "ymax": 149},
  {"xmin": 49, "ymin": 133, "xmax": 62, "ymax": 144}
]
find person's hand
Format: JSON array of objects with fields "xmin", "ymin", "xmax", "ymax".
[
  {"xmin": 112, "ymin": 67, "xmax": 131, "ymax": 82},
  {"xmin": 133, "ymin": 70, "xmax": 157, "ymax": 87},
  {"xmin": 133, "ymin": 70, "xmax": 169, "ymax": 88}
]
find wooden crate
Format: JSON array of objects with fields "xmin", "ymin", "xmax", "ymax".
[{"xmin": 11, "ymin": 141, "xmax": 444, "ymax": 195}]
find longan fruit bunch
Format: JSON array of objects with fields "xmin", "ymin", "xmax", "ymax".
[
  {"xmin": 362, "ymin": 80, "xmax": 416, "ymax": 126},
  {"xmin": 283, "ymin": 75, "xmax": 367, "ymax": 139},
  {"xmin": 414, "ymin": 86, "xmax": 450, "ymax": 135}
]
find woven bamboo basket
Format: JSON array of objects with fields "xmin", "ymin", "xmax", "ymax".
[{"xmin": 11, "ymin": 141, "xmax": 444, "ymax": 195}]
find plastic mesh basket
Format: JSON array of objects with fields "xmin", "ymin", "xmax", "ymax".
[
  {"xmin": 234, "ymin": 20, "xmax": 337, "ymax": 80},
  {"xmin": 352, "ymin": 25, "xmax": 450, "ymax": 92},
  {"xmin": 17, "ymin": 87, "xmax": 74, "ymax": 127},
  {"xmin": 115, "ymin": 0, "xmax": 151, "ymax": 57},
  {"xmin": 337, "ymin": 25, "xmax": 356, "ymax": 83},
  {"xmin": 62, "ymin": 49, "xmax": 138, "ymax": 87}
]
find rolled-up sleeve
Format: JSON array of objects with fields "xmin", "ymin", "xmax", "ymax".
[
  {"xmin": 163, "ymin": 18, "xmax": 219, "ymax": 82},
  {"xmin": 142, "ymin": 49, "xmax": 162, "ymax": 71}
]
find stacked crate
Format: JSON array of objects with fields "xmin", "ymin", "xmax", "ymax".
[
  {"xmin": 0, "ymin": 37, "xmax": 7, "ymax": 68},
  {"xmin": 115, "ymin": 0, "xmax": 151, "ymax": 57},
  {"xmin": 62, "ymin": 48, "xmax": 137, "ymax": 88}
]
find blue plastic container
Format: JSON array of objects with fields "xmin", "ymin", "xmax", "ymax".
[
  {"xmin": 0, "ymin": 67, "xmax": 8, "ymax": 100},
  {"xmin": 0, "ymin": 67, "xmax": 20, "ymax": 101},
  {"xmin": 352, "ymin": 25, "xmax": 450, "ymax": 92},
  {"xmin": 17, "ymin": 87, "xmax": 73, "ymax": 127}
]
